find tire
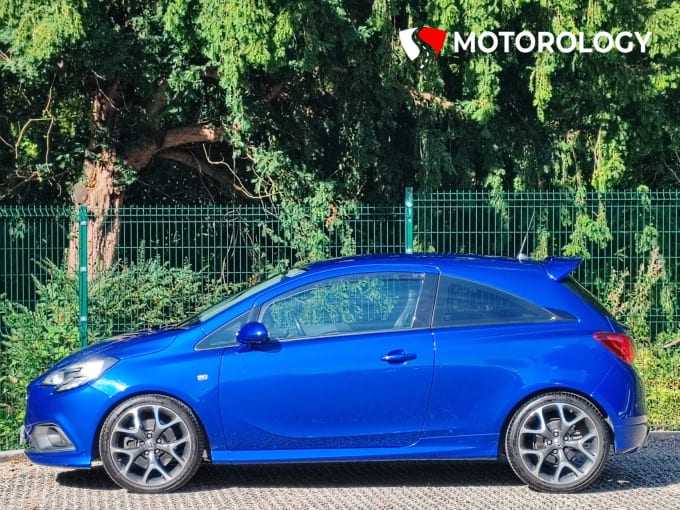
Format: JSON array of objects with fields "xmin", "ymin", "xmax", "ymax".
[
  {"xmin": 505, "ymin": 392, "xmax": 610, "ymax": 493},
  {"xmin": 99, "ymin": 394, "xmax": 205, "ymax": 493}
]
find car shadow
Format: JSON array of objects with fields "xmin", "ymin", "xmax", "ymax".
[
  {"xmin": 54, "ymin": 441, "xmax": 679, "ymax": 494},
  {"xmin": 55, "ymin": 460, "xmax": 520, "ymax": 492}
]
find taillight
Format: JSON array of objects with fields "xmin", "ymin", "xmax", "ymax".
[{"xmin": 593, "ymin": 332, "xmax": 635, "ymax": 364}]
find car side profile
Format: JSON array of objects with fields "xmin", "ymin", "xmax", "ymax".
[{"xmin": 22, "ymin": 254, "xmax": 648, "ymax": 493}]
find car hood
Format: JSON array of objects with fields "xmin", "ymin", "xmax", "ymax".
[{"xmin": 49, "ymin": 328, "xmax": 179, "ymax": 370}]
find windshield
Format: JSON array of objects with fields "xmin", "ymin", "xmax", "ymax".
[{"xmin": 179, "ymin": 268, "xmax": 306, "ymax": 327}]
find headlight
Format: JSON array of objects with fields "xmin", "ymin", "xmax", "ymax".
[{"xmin": 41, "ymin": 356, "xmax": 118, "ymax": 392}]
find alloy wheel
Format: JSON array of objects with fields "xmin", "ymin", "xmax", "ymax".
[
  {"xmin": 505, "ymin": 392, "xmax": 610, "ymax": 492},
  {"xmin": 100, "ymin": 395, "xmax": 204, "ymax": 493}
]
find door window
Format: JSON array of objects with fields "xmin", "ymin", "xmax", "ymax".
[{"xmin": 260, "ymin": 273, "xmax": 427, "ymax": 340}]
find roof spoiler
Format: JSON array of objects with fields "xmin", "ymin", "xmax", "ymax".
[{"xmin": 543, "ymin": 257, "xmax": 582, "ymax": 281}]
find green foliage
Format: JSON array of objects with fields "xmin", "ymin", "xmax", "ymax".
[
  {"xmin": 2, "ymin": 0, "xmax": 679, "ymax": 206},
  {"xmin": 591, "ymin": 186, "xmax": 677, "ymax": 343},
  {"xmin": 88, "ymin": 252, "xmax": 224, "ymax": 338},
  {"xmin": 0, "ymin": 0, "xmax": 83, "ymax": 79},
  {"xmin": 0, "ymin": 257, "xmax": 225, "ymax": 448},
  {"xmin": 412, "ymin": 231, "xmax": 437, "ymax": 254},
  {"xmin": 562, "ymin": 195, "xmax": 612, "ymax": 259},
  {"xmin": 260, "ymin": 181, "xmax": 357, "ymax": 264},
  {"xmin": 602, "ymin": 247, "xmax": 674, "ymax": 342},
  {"xmin": 484, "ymin": 168, "xmax": 510, "ymax": 227},
  {"xmin": 636, "ymin": 345, "xmax": 680, "ymax": 430}
]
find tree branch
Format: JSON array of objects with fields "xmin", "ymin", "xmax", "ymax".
[
  {"xmin": 203, "ymin": 145, "xmax": 276, "ymax": 201},
  {"xmin": 125, "ymin": 124, "xmax": 225, "ymax": 170},
  {"xmin": 663, "ymin": 337, "xmax": 680, "ymax": 348},
  {"xmin": 157, "ymin": 149, "xmax": 222, "ymax": 179},
  {"xmin": 666, "ymin": 151, "xmax": 680, "ymax": 185},
  {"xmin": 126, "ymin": 125, "xmax": 276, "ymax": 202},
  {"xmin": 157, "ymin": 149, "xmax": 256, "ymax": 201},
  {"xmin": 7, "ymin": 82, "xmax": 57, "ymax": 160},
  {"xmin": 408, "ymin": 88, "xmax": 456, "ymax": 110}
]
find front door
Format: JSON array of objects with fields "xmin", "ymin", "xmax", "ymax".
[{"xmin": 219, "ymin": 271, "xmax": 436, "ymax": 452}]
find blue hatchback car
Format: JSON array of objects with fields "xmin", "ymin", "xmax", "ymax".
[{"xmin": 22, "ymin": 254, "xmax": 648, "ymax": 493}]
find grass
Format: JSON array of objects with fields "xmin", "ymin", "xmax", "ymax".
[{"xmin": 636, "ymin": 346, "xmax": 680, "ymax": 430}]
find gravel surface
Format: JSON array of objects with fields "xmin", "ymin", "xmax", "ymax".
[{"xmin": 1, "ymin": 436, "xmax": 678, "ymax": 509}]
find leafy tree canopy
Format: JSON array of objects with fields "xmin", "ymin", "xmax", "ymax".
[{"xmin": 0, "ymin": 0, "xmax": 679, "ymax": 208}]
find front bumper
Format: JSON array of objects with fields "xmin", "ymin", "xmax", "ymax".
[
  {"xmin": 22, "ymin": 381, "xmax": 113, "ymax": 468},
  {"xmin": 20, "ymin": 423, "xmax": 74, "ymax": 451}
]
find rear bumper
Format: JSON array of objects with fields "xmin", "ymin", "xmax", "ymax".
[
  {"xmin": 592, "ymin": 359, "xmax": 649, "ymax": 453},
  {"xmin": 613, "ymin": 418, "xmax": 649, "ymax": 453}
]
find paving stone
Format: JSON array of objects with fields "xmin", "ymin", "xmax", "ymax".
[{"xmin": 0, "ymin": 437, "xmax": 677, "ymax": 510}]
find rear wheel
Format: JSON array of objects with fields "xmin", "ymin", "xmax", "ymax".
[
  {"xmin": 505, "ymin": 392, "xmax": 610, "ymax": 493},
  {"xmin": 99, "ymin": 394, "xmax": 204, "ymax": 493}
]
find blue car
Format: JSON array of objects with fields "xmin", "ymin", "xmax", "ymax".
[{"xmin": 22, "ymin": 254, "xmax": 648, "ymax": 493}]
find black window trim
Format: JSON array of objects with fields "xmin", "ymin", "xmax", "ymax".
[
  {"xmin": 254, "ymin": 271, "xmax": 437, "ymax": 343},
  {"xmin": 194, "ymin": 310, "xmax": 253, "ymax": 351},
  {"xmin": 431, "ymin": 275, "xmax": 566, "ymax": 329}
]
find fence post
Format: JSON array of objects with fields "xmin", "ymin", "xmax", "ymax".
[
  {"xmin": 404, "ymin": 187, "xmax": 414, "ymax": 254},
  {"xmin": 78, "ymin": 205, "xmax": 88, "ymax": 347}
]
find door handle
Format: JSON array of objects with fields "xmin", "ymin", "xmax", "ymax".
[{"xmin": 380, "ymin": 349, "xmax": 417, "ymax": 364}]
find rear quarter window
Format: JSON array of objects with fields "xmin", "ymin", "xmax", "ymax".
[
  {"xmin": 433, "ymin": 276, "xmax": 557, "ymax": 328},
  {"xmin": 562, "ymin": 277, "xmax": 615, "ymax": 320}
]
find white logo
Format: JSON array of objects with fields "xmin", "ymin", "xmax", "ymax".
[
  {"xmin": 399, "ymin": 28, "xmax": 421, "ymax": 60},
  {"xmin": 451, "ymin": 31, "xmax": 652, "ymax": 54}
]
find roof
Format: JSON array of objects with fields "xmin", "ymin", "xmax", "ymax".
[{"xmin": 305, "ymin": 253, "xmax": 581, "ymax": 281}]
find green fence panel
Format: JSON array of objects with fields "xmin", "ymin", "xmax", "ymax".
[
  {"xmin": 0, "ymin": 207, "xmax": 74, "ymax": 307},
  {"xmin": 412, "ymin": 190, "xmax": 679, "ymax": 336},
  {"xmin": 0, "ymin": 191, "xmax": 677, "ymax": 339}
]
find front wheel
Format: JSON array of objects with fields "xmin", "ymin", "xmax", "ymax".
[
  {"xmin": 99, "ymin": 394, "xmax": 205, "ymax": 493},
  {"xmin": 505, "ymin": 392, "xmax": 610, "ymax": 493}
]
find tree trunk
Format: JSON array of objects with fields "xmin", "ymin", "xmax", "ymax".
[
  {"xmin": 67, "ymin": 150, "xmax": 123, "ymax": 275},
  {"xmin": 66, "ymin": 83, "xmax": 226, "ymax": 275},
  {"xmin": 67, "ymin": 82, "xmax": 124, "ymax": 275}
]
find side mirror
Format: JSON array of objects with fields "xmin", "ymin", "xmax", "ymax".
[{"xmin": 236, "ymin": 322, "xmax": 269, "ymax": 350}]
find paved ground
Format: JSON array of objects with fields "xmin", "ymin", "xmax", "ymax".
[{"xmin": 1, "ymin": 435, "xmax": 678, "ymax": 510}]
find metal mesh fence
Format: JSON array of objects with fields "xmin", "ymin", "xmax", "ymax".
[
  {"xmin": 0, "ymin": 203, "xmax": 405, "ymax": 336},
  {"xmin": 0, "ymin": 191, "xmax": 677, "ymax": 337},
  {"xmin": 413, "ymin": 190, "xmax": 679, "ymax": 336},
  {"xmin": 0, "ymin": 207, "xmax": 74, "ymax": 307},
  {"xmin": 109, "ymin": 204, "xmax": 405, "ymax": 287}
]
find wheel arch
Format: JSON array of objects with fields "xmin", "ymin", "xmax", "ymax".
[
  {"xmin": 91, "ymin": 390, "xmax": 212, "ymax": 462},
  {"xmin": 497, "ymin": 387, "xmax": 614, "ymax": 459}
]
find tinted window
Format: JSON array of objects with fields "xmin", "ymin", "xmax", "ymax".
[
  {"xmin": 180, "ymin": 268, "xmax": 305, "ymax": 327},
  {"xmin": 194, "ymin": 311, "xmax": 249, "ymax": 350},
  {"xmin": 433, "ymin": 276, "xmax": 554, "ymax": 327},
  {"xmin": 563, "ymin": 277, "xmax": 614, "ymax": 319},
  {"xmin": 260, "ymin": 273, "xmax": 426, "ymax": 340}
]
